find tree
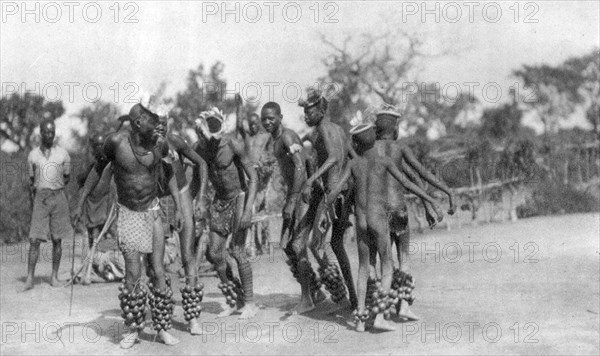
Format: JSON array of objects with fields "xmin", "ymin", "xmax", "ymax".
[
  {"xmin": 514, "ymin": 49, "xmax": 599, "ymax": 136},
  {"xmin": 78, "ymin": 101, "xmax": 122, "ymax": 135},
  {"xmin": 563, "ymin": 50, "xmax": 600, "ymax": 138},
  {"xmin": 479, "ymin": 89, "xmax": 524, "ymax": 141},
  {"xmin": 60, "ymin": 100, "xmax": 123, "ymax": 154},
  {"xmin": 407, "ymin": 83, "xmax": 478, "ymax": 137},
  {"xmin": 514, "ymin": 65, "xmax": 576, "ymax": 135},
  {"xmin": 171, "ymin": 61, "xmax": 257, "ymax": 132},
  {"xmin": 318, "ymin": 30, "xmax": 471, "ymax": 136},
  {"xmin": 0, "ymin": 93, "xmax": 65, "ymax": 152}
]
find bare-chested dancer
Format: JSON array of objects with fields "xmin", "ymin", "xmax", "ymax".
[
  {"xmin": 260, "ymin": 101, "xmax": 327, "ymax": 314},
  {"xmin": 191, "ymin": 107, "xmax": 259, "ymax": 319},
  {"xmin": 372, "ymin": 105, "xmax": 455, "ymax": 321},
  {"xmin": 235, "ymin": 96, "xmax": 273, "ymax": 254},
  {"xmin": 320, "ymin": 123, "xmax": 443, "ymax": 332},
  {"xmin": 74, "ymin": 104, "xmax": 179, "ymax": 348},
  {"xmin": 155, "ymin": 115, "xmax": 209, "ymax": 334},
  {"xmin": 297, "ymin": 89, "xmax": 357, "ymax": 309},
  {"xmin": 77, "ymin": 132, "xmax": 116, "ymax": 286}
]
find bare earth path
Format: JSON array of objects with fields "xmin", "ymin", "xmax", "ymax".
[{"xmin": 1, "ymin": 213, "xmax": 599, "ymax": 355}]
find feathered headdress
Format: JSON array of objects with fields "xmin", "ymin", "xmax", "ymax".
[
  {"xmin": 349, "ymin": 110, "xmax": 364, "ymax": 128},
  {"xmin": 376, "ymin": 103, "xmax": 402, "ymax": 118},
  {"xmin": 349, "ymin": 122, "xmax": 375, "ymax": 136},
  {"xmin": 298, "ymin": 87, "xmax": 326, "ymax": 109},
  {"xmin": 138, "ymin": 88, "xmax": 173, "ymax": 117},
  {"xmin": 349, "ymin": 108, "xmax": 376, "ymax": 141},
  {"xmin": 155, "ymin": 104, "xmax": 171, "ymax": 118},
  {"xmin": 195, "ymin": 107, "xmax": 232, "ymax": 139}
]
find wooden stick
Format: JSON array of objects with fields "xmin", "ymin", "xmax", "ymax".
[
  {"xmin": 68, "ymin": 229, "xmax": 76, "ymax": 316},
  {"xmin": 251, "ymin": 213, "xmax": 281, "ymax": 223},
  {"xmin": 64, "ymin": 204, "xmax": 117, "ymax": 287}
]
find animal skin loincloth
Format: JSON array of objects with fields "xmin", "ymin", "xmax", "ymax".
[
  {"xmin": 160, "ymin": 195, "xmax": 177, "ymax": 233},
  {"xmin": 388, "ymin": 206, "xmax": 409, "ymax": 235},
  {"xmin": 209, "ymin": 192, "xmax": 245, "ymax": 236},
  {"xmin": 374, "ymin": 195, "xmax": 409, "ymax": 235}
]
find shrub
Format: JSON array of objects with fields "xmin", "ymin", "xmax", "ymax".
[
  {"xmin": 517, "ymin": 179, "xmax": 600, "ymax": 218},
  {"xmin": 0, "ymin": 151, "xmax": 31, "ymax": 244}
]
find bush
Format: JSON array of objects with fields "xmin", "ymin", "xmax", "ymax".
[
  {"xmin": 517, "ymin": 179, "xmax": 600, "ymax": 218},
  {"xmin": 0, "ymin": 151, "xmax": 31, "ymax": 244}
]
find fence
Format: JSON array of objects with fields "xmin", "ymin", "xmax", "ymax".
[{"xmin": 406, "ymin": 140, "xmax": 600, "ymax": 231}]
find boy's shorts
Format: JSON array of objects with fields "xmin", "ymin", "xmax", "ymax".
[{"xmin": 28, "ymin": 189, "xmax": 73, "ymax": 243}]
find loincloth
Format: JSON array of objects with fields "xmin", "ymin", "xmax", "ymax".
[
  {"xmin": 331, "ymin": 190, "xmax": 350, "ymax": 221},
  {"xmin": 316, "ymin": 189, "xmax": 352, "ymax": 249},
  {"xmin": 116, "ymin": 199, "xmax": 160, "ymax": 254},
  {"xmin": 83, "ymin": 192, "xmax": 113, "ymax": 228},
  {"xmin": 295, "ymin": 185, "xmax": 324, "ymax": 230},
  {"xmin": 82, "ymin": 170, "xmax": 115, "ymax": 228},
  {"xmin": 209, "ymin": 192, "xmax": 245, "ymax": 236},
  {"xmin": 160, "ymin": 195, "xmax": 177, "ymax": 233},
  {"xmin": 256, "ymin": 165, "xmax": 273, "ymax": 192},
  {"xmin": 387, "ymin": 206, "xmax": 409, "ymax": 235}
]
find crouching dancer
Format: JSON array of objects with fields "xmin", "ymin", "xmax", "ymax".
[
  {"xmin": 317, "ymin": 123, "xmax": 443, "ymax": 332},
  {"xmin": 192, "ymin": 107, "xmax": 259, "ymax": 319},
  {"xmin": 74, "ymin": 104, "xmax": 179, "ymax": 348}
]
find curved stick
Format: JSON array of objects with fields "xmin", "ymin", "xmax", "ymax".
[{"xmin": 65, "ymin": 203, "xmax": 117, "ymax": 288}]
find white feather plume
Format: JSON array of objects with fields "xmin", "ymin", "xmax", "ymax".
[
  {"xmin": 196, "ymin": 107, "xmax": 229, "ymax": 139},
  {"xmin": 139, "ymin": 90, "xmax": 153, "ymax": 108},
  {"xmin": 156, "ymin": 104, "xmax": 171, "ymax": 117},
  {"xmin": 349, "ymin": 110, "xmax": 364, "ymax": 128}
]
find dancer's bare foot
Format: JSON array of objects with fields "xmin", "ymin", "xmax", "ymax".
[
  {"xmin": 398, "ymin": 301, "xmax": 420, "ymax": 321},
  {"xmin": 50, "ymin": 276, "xmax": 62, "ymax": 287},
  {"xmin": 119, "ymin": 331, "xmax": 139, "ymax": 349},
  {"xmin": 157, "ymin": 330, "xmax": 179, "ymax": 346},
  {"xmin": 23, "ymin": 277, "xmax": 34, "ymax": 292},
  {"xmin": 312, "ymin": 289, "xmax": 327, "ymax": 304},
  {"xmin": 425, "ymin": 204, "xmax": 438, "ymax": 229},
  {"xmin": 238, "ymin": 303, "xmax": 258, "ymax": 319},
  {"xmin": 373, "ymin": 314, "xmax": 396, "ymax": 331},
  {"xmin": 434, "ymin": 205, "xmax": 444, "ymax": 224},
  {"xmin": 356, "ymin": 320, "xmax": 365, "ymax": 332},
  {"xmin": 288, "ymin": 298, "xmax": 315, "ymax": 315},
  {"xmin": 425, "ymin": 211, "xmax": 437, "ymax": 229},
  {"xmin": 447, "ymin": 197, "xmax": 456, "ymax": 215},
  {"xmin": 189, "ymin": 318, "xmax": 202, "ymax": 335},
  {"xmin": 217, "ymin": 305, "xmax": 237, "ymax": 318}
]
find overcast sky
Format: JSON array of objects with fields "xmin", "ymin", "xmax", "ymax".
[{"xmin": 1, "ymin": 0, "xmax": 599, "ymax": 147}]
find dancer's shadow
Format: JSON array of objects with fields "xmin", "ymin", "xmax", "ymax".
[
  {"xmin": 15, "ymin": 276, "xmax": 56, "ymax": 293},
  {"xmin": 64, "ymin": 300, "xmax": 225, "ymax": 346},
  {"xmin": 254, "ymin": 292, "xmax": 355, "ymax": 331},
  {"xmin": 51, "ymin": 309, "xmax": 129, "ymax": 346},
  {"xmin": 200, "ymin": 291, "xmax": 352, "ymax": 329}
]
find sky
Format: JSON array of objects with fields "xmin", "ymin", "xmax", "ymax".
[{"xmin": 1, "ymin": 0, "xmax": 599, "ymax": 150}]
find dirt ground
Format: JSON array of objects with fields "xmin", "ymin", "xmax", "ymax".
[{"xmin": 1, "ymin": 213, "xmax": 599, "ymax": 355}]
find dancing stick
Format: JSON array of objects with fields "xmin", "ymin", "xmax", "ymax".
[{"xmin": 65, "ymin": 203, "xmax": 117, "ymax": 288}]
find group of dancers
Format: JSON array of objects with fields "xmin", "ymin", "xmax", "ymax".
[{"xmin": 31, "ymin": 88, "xmax": 455, "ymax": 348}]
